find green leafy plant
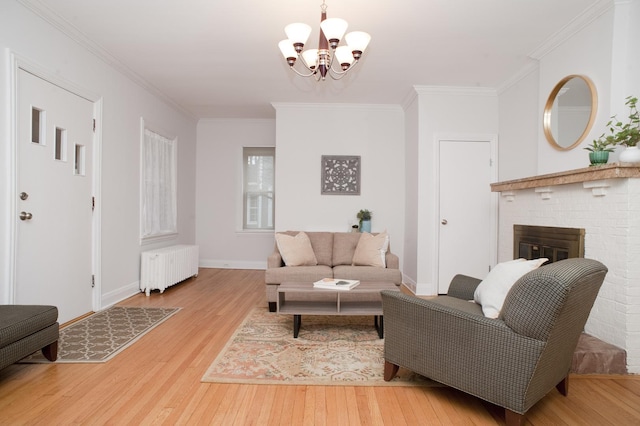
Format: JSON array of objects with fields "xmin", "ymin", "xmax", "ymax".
[
  {"xmin": 356, "ymin": 209, "xmax": 372, "ymax": 228},
  {"xmin": 607, "ymin": 96, "xmax": 640, "ymax": 147},
  {"xmin": 583, "ymin": 134, "xmax": 615, "ymax": 152}
]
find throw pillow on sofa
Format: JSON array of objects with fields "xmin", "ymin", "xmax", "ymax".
[
  {"xmin": 352, "ymin": 231, "xmax": 389, "ymax": 268},
  {"xmin": 275, "ymin": 232, "xmax": 318, "ymax": 266},
  {"xmin": 473, "ymin": 257, "xmax": 548, "ymax": 318}
]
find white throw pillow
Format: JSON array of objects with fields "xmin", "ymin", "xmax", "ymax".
[
  {"xmin": 275, "ymin": 232, "xmax": 318, "ymax": 266},
  {"xmin": 352, "ymin": 231, "xmax": 389, "ymax": 268},
  {"xmin": 473, "ymin": 258, "xmax": 548, "ymax": 318}
]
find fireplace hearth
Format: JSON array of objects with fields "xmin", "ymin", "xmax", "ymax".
[{"xmin": 514, "ymin": 225, "xmax": 584, "ymax": 263}]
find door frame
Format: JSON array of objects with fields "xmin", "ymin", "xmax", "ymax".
[
  {"xmin": 433, "ymin": 133, "xmax": 499, "ymax": 293},
  {"xmin": 8, "ymin": 52, "xmax": 103, "ymax": 312}
]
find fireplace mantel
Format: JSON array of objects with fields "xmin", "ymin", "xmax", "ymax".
[{"xmin": 491, "ymin": 163, "xmax": 640, "ymax": 192}]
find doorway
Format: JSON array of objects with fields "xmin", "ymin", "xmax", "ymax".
[
  {"xmin": 437, "ymin": 137, "xmax": 497, "ymax": 294},
  {"xmin": 15, "ymin": 68, "xmax": 96, "ymax": 324}
]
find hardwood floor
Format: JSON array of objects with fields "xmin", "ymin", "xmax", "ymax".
[{"xmin": 1, "ymin": 268, "xmax": 639, "ymax": 425}]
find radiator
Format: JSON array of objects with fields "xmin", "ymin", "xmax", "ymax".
[{"xmin": 140, "ymin": 245, "xmax": 199, "ymax": 296}]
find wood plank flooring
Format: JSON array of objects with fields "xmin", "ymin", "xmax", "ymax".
[{"xmin": 1, "ymin": 268, "xmax": 639, "ymax": 425}]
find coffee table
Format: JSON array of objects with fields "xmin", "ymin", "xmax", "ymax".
[{"xmin": 276, "ymin": 281, "xmax": 399, "ymax": 338}]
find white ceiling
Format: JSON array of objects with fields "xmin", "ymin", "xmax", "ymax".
[{"xmin": 22, "ymin": 0, "xmax": 604, "ymax": 119}]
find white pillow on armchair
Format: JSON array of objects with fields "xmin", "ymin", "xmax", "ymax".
[{"xmin": 473, "ymin": 258, "xmax": 548, "ymax": 318}]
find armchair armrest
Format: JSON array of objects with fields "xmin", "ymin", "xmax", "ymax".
[{"xmin": 447, "ymin": 274, "xmax": 482, "ymax": 300}]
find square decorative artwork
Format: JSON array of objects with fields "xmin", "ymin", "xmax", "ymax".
[{"xmin": 321, "ymin": 155, "xmax": 361, "ymax": 195}]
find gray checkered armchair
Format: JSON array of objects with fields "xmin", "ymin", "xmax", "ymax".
[{"xmin": 381, "ymin": 258, "xmax": 607, "ymax": 426}]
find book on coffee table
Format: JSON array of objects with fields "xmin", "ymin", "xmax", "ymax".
[{"xmin": 313, "ymin": 278, "xmax": 360, "ymax": 290}]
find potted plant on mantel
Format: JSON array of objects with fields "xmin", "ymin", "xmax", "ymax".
[
  {"xmin": 357, "ymin": 209, "xmax": 372, "ymax": 233},
  {"xmin": 584, "ymin": 134, "xmax": 615, "ymax": 166},
  {"xmin": 607, "ymin": 95, "xmax": 640, "ymax": 163}
]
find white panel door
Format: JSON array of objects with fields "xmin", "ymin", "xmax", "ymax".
[
  {"xmin": 16, "ymin": 69, "xmax": 94, "ymax": 324},
  {"xmin": 438, "ymin": 139, "xmax": 493, "ymax": 294}
]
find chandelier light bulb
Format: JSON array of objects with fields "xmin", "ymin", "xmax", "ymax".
[
  {"xmin": 284, "ymin": 23, "xmax": 312, "ymax": 52},
  {"xmin": 334, "ymin": 46, "xmax": 354, "ymax": 70},
  {"xmin": 345, "ymin": 31, "xmax": 371, "ymax": 59},
  {"xmin": 302, "ymin": 49, "xmax": 319, "ymax": 70},
  {"xmin": 320, "ymin": 18, "xmax": 348, "ymax": 48},
  {"xmin": 278, "ymin": 40, "xmax": 297, "ymax": 61}
]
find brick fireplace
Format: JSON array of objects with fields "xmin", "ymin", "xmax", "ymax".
[{"xmin": 491, "ymin": 164, "xmax": 640, "ymax": 374}]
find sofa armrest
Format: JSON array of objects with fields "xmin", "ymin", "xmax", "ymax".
[
  {"xmin": 447, "ymin": 274, "xmax": 482, "ymax": 300},
  {"xmin": 267, "ymin": 250, "xmax": 283, "ymax": 268},
  {"xmin": 385, "ymin": 252, "xmax": 399, "ymax": 270}
]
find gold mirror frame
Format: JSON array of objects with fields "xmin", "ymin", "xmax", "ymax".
[{"xmin": 543, "ymin": 75, "xmax": 598, "ymax": 151}]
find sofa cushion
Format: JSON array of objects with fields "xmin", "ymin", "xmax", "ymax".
[
  {"xmin": 332, "ymin": 233, "xmax": 362, "ymax": 266},
  {"xmin": 275, "ymin": 232, "xmax": 318, "ymax": 266},
  {"xmin": 352, "ymin": 231, "xmax": 389, "ymax": 267},
  {"xmin": 306, "ymin": 232, "xmax": 334, "ymax": 266},
  {"xmin": 333, "ymin": 265, "xmax": 402, "ymax": 284},
  {"xmin": 473, "ymin": 258, "xmax": 548, "ymax": 318},
  {"xmin": 265, "ymin": 265, "xmax": 333, "ymax": 284}
]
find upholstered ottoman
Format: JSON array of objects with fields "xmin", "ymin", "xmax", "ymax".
[{"xmin": 0, "ymin": 305, "xmax": 59, "ymax": 370}]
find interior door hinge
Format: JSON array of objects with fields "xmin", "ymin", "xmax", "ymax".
[
  {"xmin": 92, "ymin": 275, "xmax": 95, "ymax": 288},
  {"xmin": 92, "ymin": 196, "xmax": 95, "ymax": 211},
  {"xmin": 93, "ymin": 119, "xmax": 96, "ymax": 132}
]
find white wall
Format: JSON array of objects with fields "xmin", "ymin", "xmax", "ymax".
[
  {"xmin": 497, "ymin": 68, "xmax": 540, "ymax": 181},
  {"xmin": 536, "ymin": 7, "xmax": 615, "ymax": 174},
  {"xmin": 413, "ymin": 87, "xmax": 499, "ymax": 295},
  {"xmin": 402, "ymin": 96, "xmax": 420, "ymax": 293},
  {"xmin": 196, "ymin": 119, "xmax": 276, "ymax": 269},
  {"xmin": 0, "ymin": 2, "xmax": 197, "ymax": 308},
  {"xmin": 273, "ymin": 103, "xmax": 406, "ymax": 265}
]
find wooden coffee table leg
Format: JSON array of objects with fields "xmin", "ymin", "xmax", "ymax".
[
  {"xmin": 293, "ymin": 314, "xmax": 301, "ymax": 338},
  {"xmin": 375, "ymin": 316, "xmax": 384, "ymax": 338}
]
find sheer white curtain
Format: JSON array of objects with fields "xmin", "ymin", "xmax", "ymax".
[{"xmin": 141, "ymin": 128, "xmax": 177, "ymax": 240}]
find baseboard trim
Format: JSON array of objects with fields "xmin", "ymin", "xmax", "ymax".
[
  {"xmin": 101, "ymin": 280, "xmax": 141, "ymax": 309},
  {"xmin": 199, "ymin": 259, "xmax": 267, "ymax": 270}
]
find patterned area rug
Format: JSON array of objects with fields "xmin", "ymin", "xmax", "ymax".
[
  {"xmin": 21, "ymin": 306, "xmax": 180, "ymax": 363},
  {"xmin": 201, "ymin": 307, "xmax": 440, "ymax": 387}
]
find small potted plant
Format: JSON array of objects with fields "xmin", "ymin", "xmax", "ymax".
[
  {"xmin": 584, "ymin": 134, "xmax": 615, "ymax": 166},
  {"xmin": 607, "ymin": 96, "xmax": 640, "ymax": 163},
  {"xmin": 356, "ymin": 209, "xmax": 372, "ymax": 233}
]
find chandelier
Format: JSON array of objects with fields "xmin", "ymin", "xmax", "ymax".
[{"xmin": 278, "ymin": 1, "xmax": 371, "ymax": 81}]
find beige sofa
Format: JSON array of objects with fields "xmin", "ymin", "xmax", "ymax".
[{"xmin": 265, "ymin": 231, "xmax": 402, "ymax": 311}]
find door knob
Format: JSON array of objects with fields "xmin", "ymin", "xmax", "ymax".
[
  {"xmin": 19, "ymin": 211, "xmax": 33, "ymax": 221},
  {"xmin": 19, "ymin": 192, "xmax": 29, "ymax": 200},
  {"xmin": 441, "ymin": 219, "xmax": 448, "ymax": 225}
]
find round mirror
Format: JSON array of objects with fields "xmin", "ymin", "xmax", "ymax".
[{"xmin": 543, "ymin": 75, "xmax": 597, "ymax": 150}]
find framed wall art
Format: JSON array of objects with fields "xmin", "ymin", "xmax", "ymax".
[{"xmin": 321, "ymin": 155, "xmax": 361, "ymax": 195}]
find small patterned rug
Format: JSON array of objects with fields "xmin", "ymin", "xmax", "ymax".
[
  {"xmin": 21, "ymin": 306, "xmax": 180, "ymax": 363},
  {"xmin": 201, "ymin": 307, "xmax": 440, "ymax": 387}
]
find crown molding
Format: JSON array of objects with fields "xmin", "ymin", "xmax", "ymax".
[
  {"xmin": 528, "ymin": 0, "xmax": 614, "ymax": 60},
  {"xmin": 271, "ymin": 102, "xmax": 403, "ymax": 112},
  {"xmin": 413, "ymin": 85, "xmax": 498, "ymax": 97},
  {"xmin": 17, "ymin": 0, "xmax": 197, "ymax": 121},
  {"xmin": 496, "ymin": 61, "xmax": 540, "ymax": 95}
]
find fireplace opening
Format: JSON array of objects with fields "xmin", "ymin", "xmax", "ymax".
[{"xmin": 514, "ymin": 225, "xmax": 585, "ymax": 263}]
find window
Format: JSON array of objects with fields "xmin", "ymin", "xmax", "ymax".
[
  {"xmin": 141, "ymin": 125, "xmax": 177, "ymax": 241},
  {"xmin": 243, "ymin": 147, "xmax": 274, "ymax": 230}
]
